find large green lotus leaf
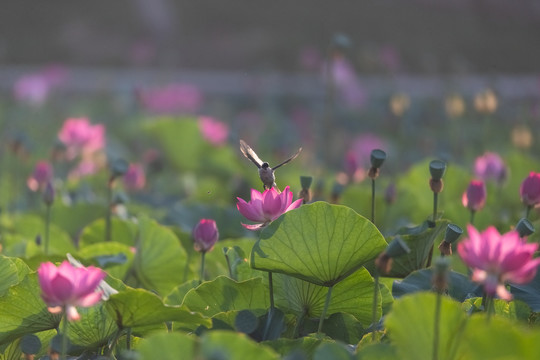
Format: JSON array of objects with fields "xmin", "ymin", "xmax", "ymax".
[
  {"xmin": 164, "ymin": 280, "xmax": 200, "ymax": 306},
  {"xmin": 0, "ymin": 330, "xmax": 56, "ymax": 360},
  {"xmin": 301, "ymin": 312, "xmax": 365, "ymax": 344},
  {"xmin": 79, "ymin": 218, "xmax": 138, "ymax": 247},
  {"xmin": 382, "ymin": 219, "xmax": 448, "ymax": 278},
  {"xmin": 181, "ymin": 276, "xmax": 269, "ymax": 317},
  {"xmin": 65, "ymin": 303, "xmax": 118, "ymax": 349},
  {"xmin": 138, "ymin": 331, "xmax": 196, "ymax": 360},
  {"xmin": 274, "ymin": 268, "xmax": 379, "ymax": 324},
  {"xmin": 200, "ymin": 330, "xmax": 279, "ymax": 360},
  {"xmin": 262, "ymin": 337, "xmax": 328, "ymax": 359},
  {"xmin": 203, "ymin": 238, "xmax": 259, "ymax": 281},
  {"xmin": 460, "ymin": 315, "xmax": 540, "ymax": 359},
  {"xmin": 48, "ymin": 203, "xmax": 105, "ymax": 238},
  {"xmin": 0, "ymin": 256, "xmax": 30, "ymax": 296},
  {"xmin": 0, "ymin": 274, "xmax": 60, "ymax": 345},
  {"xmin": 4, "ymin": 214, "xmax": 76, "ymax": 256},
  {"xmin": 313, "ymin": 342, "xmax": 354, "ymax": 360},
  {"xmin": 133, "ymin": 217, "xmax": 189, "ymax": 295},
  {"xmin": 384, "ymin": 292, "xmax": 467, "ymax": 360},
  {"xmin": 77, "ymin": 242, "xmax": 135, "ymax": 281},
  {"xmin": 392, "ymin": 268, "xmax": 482, "ymax": 302},
  {"xmin": 105, "ymin": 287, "xmax": 210, "ymax": 329},
  {"xmin": 354, "ymin": 343, "xmax": 398, "ymax": 360},
  {"xmin": 251, "ymin": 202, "xmax": 387, "ymax": 287}
]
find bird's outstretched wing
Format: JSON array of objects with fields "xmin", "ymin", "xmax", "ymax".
[
  {"xmin": 273, "ymin": 147, "xmax": 302, "ymax": 170},
  {"xmin": 240, "ymin": 139, "xmax": 263, "ymax": 168}
]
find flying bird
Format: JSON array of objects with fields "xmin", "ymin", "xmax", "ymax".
[{"xmin": 239, "ymin": 139, "xmax": 302, "ymax": 191}]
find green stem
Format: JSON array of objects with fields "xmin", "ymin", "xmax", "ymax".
[
  {"xmin": 371, "ymin": 178, "xmax": 376, "ymax": 224},
  {"xmin": 61, "ymin": 310, "xmax": 68, "ymax": 360},
  {"xmin": 433, "ymin": 192, "xmax": 438, "ymax": 224},
  {"xmin": 526, "ymin": 205, "xmax": 532, "ymax": 219},
  {"xmin": 371, "ymin": 272, "xmax": 380, "ymax": 341},
  {"xmin": 432, "ymin": 292, "xmax": 442, "ymax": 360},
  {"xmin": 105, "ymin": 178, "xmax": 113, "ymax": 242},
  {"xmin": 292, "ymin": 308, "xmax": 307, "ymax": 339},
  {"xmin": 470, "ymin": 210, "xmax": 476, "ymax": 225},
  {"xmin": 268, "ymin": 271, "xmax": 275, "ymax": 310},
  {"xmin": 106, "ymin": 328, "xmax": 124, "ymax": 357},
  {"xmin": 126, "ymin": 327, "xmax": 132, "ymax": 350},
  {"xmin": 44, "ymin": 204, "xmax": 51, "ymax": 255},
  {"xmin": 199, "ymin": 252, "xmax": 206, "ymax": 284},
  {"xmin": 224, "ymin": 252, "xmax": 234, "ymax": 280},
  {"xmin": 485, "ymin": 295, "xmax": 494, "ymax": 322},
  {"xmin": 262, "ymin": 271, "xmax": 276, "ymax": 340},
  {"xmin": 317, "ymin": 285, "xmax": 334, "ymax": 335}
]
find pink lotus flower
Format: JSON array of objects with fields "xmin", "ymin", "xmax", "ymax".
[
  {"xmin": 237, "ymin": 186, "xmax": 302, "ymax": 230},
  {"xmin": 58, "ymin": 117, "xmax": 105, "ymax": 159},
  {"xmin": 458, "ymin": 225, "xmax": 540, "ymax": 300},
  {"xmin": 198, "ymin": 116, "xmax": 229, "ymax": 146},
  {"xmin": 474, "ymin": 152, "xmax": 506, "ymax": 184},
  {"xmin": 38, "ymin": 261, "xmax": 106, "ymax": 321},
  {"xmin": 520, "ymin": 172, "xmax": 540, "ymax": 207},
  {"xmin": 123, "ymin": 163, "xmax": 146, "ymax": 191},
  {"xmin": 27, "ymin": 161, "xmax": 53, "ymax": 192},
  {"xmin": 462, "ymin": 180, "xmax": 487, "ymax": 212},
  {"xmin": 193, "ymin": 219, "xmax": 219, "ymax": 253}
]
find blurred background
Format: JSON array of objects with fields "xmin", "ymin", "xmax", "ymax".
[{"xmin": 1, "ymin": 1, "xmax": 540, "ymax": 236}]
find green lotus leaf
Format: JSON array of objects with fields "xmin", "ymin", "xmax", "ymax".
[
  {"xmin": 0, "ymin": 274, "xmax": 60, "ymax": 346},
  {"xmin": 251, "ymin": 202, "xmax": 387, "ymax": 287},
  {"xmin": 181, "ymin": 276, "xmax": 269, "ymax": 317},
  {"xmin": 384, "ymin": 292, "xmax": 467, "ymax": 360},
  {"xmin": 138, "ymin": 331, "xmax": 196, "ymax": 360},
  {"xmin": 79, "ymin": 218, "xmax": 138, "ymax": 247},
  {"xmin": 105, "ymin": 287, "xmax": 210, "ymax": 329},
  {"xmin": 77, "ymin": 242, "xmax": 135, "ymax": 281},
  {"xmin": 0, "ymin": 255, "xmax": 30, "ymax": 296},
  {"xmin": 133, "ymin": 217, "xmax": 190, "ymax": 295},
  {"xmin": 273, "ymin": 268, "xmax": 378, "ymax": 325},
  {"xmin": 64, "ymin": 304, "xmax": 118, "ymax": 349}
]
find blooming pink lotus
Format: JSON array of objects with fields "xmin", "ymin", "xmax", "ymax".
[
  {"xmin": 193, "ymin": 219, "xmax": 219, "ymax": 253},
  {"xmin": 458, "ymin": 225, "xmax": 540, "ymax": 300},
  {"xmin": 237, "ymin": 186, "xmax": 302, "ymax": 230},
  {"xmin": 198, "ymin": 116, "xmax": 229, "ymax": 146},
  {"xmin": 123, "ymin": 163, "xmax": 146, "ymax": 191},
  {"xmin": 462, "ymin": 180, "xmax": 487, "ymax": 212},
  {"xmin": 520, "ymin": 172, "xmax": 540, "ymax": 207},
  {"xmin": 58, "ymin": 117, "xmax": 105, "ymax": 159},
  {"xmin": 27, "ymin": 161, "xmax": 53, "ymax": 192},
  {"xmin": 474, "ymin": 152, "xmax": 506, "ymax": 184},
  {"xmin": 38, "ymin": 261, "xmax": 106, "ymax": 321}
]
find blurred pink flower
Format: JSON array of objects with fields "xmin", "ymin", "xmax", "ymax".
[
  {"xmin": 458, "ymin": 225, "xmax": 540, "ymax": 301},
  {"xmin": 58, "ymin": 117, "xmax": 105, "ymax": 159},
  {"xmin": 520, "ymin": 172, "xmax": 540, "ymax": 207},
  {"xmin": 137, "ymin": 84, "xmax": 203, "ymax": 114},
  {"xmin": 68, "ymin": 159, "xmax": 99, "ymax": 180},
  {"xmin": 38, "ymin": 261, "xmax": 105, "ymax": 321},
  {"xmin": 27, "ymin": 161, "xmax": 53, "ymax": 192},
  {"xmin": 328, "ymin": 56, "xmax": 367, "ymax": 109},
  {"xmin": 474, "ymin": 152, "xmax": 506, "ymax": 184},
  {"xmin": 123, "ymin": 163, "xmax": 146, "ymax": 191},
  {"xmin": 198, "ymin": 116, "xmax": 229, "ymax": 146},
  {"xmin": 237, "ymin": 186, "xmax": 302, "ymax": 230},
  {"xmin": 462, "ymin": 180, "xmax": 487, "ymax": 212},
  {"xmin": 14, "ymin": 74, "xmax": 49, "ymax": 105},
  {"xmin": 193, "ymin": 219, "xmax": 219, "ymax": 253},
  {"xmin": 349, "ymin": 134, "xmax": 387, "ymax": 169},
  {"xmin": 13, "ymin": 65, "xmax": 67, "ymax": 106}
]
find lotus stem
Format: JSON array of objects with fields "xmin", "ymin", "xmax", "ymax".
[
  {"xmin": 262, "ymin": 271, "xmax": 276, "ymax": 340},
  {"xmin": 371, "ymin": 271, "xmax": 380, "ymax": 341},
  {"xmin": 432, "ymin": 292, "xmax": 442, "ymax": 360},
  {"xmin": 61, "ymin": 310, "xmax": 68, "ymax": 360},
  {"xmin": 199, "ymin": 252, "xmax": 206, "ymax": 284},
  {"xmin": 371, "ymin": 178, "xmax": 376, "ymax": 223},
  {"xmin": 44, "ymin": 204, "xmax": 51, "ymax": 255},
  {"xmin": 470, "ymin": 210, "xmax": 476, "ymax": 225},
  {"xmin": 526, "ymin": 205, "xmax": 532, "ymax": 219},
  {"xmin": 317, "ymin": 285, "xmax": 334, "ymax": 335}
]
